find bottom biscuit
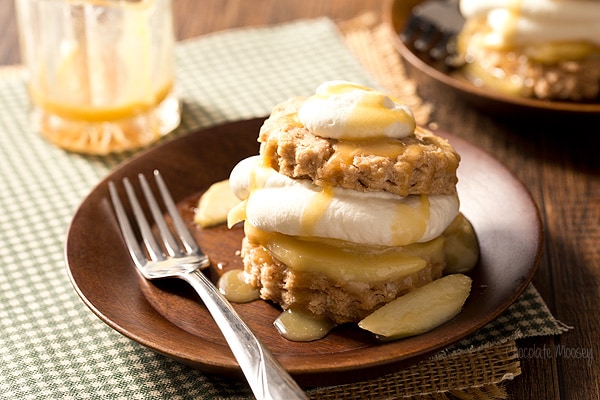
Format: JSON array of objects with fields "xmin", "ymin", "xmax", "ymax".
[{"xmin": 241, "ymin": 237, "xmax": 444, "ymax": 324}]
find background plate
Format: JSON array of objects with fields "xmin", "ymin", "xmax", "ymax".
[
  {"xmin": 384, "ymin": 0, "xmax": 600, "ymax": 115},
  {"xmin": 65, "ymin": 118, "xmax": 542, "ymax": 387}
]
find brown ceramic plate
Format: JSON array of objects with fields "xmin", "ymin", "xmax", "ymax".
[
  {"xmin": 384, "ymin": 0, "xmax": 600, "ymax": 115},
  {"xmin": 65, "ymin": 118, "xmax": 542, "ymax": 387}
]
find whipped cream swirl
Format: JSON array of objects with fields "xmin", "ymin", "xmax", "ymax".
[
  {"xmin": 228, "ymin": 156, "xmax": 459, "ymax": 247},
  {"xmin": 297, "ymin": 81, "xmax": 416, "ymax": 140},
  {"xmin": 460, "ymin": 0, "xmax": 600, "ymax": 47}
]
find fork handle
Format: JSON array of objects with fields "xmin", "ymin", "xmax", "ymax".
[{"xmin": 182, "ymin": 270, "xmax": 307, "ymax": 400}]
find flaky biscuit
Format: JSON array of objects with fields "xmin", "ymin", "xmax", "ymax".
[
  {"xmin": 258, "ymin": 97, "xmax": 460, "ymax": 197},
  {"xmin": 241, "ymin": 237, "xmax": 444, "ymax": 324},
  {"xmin": 466, "ymin": 47, "xmax": 600, "ymax": 101}
]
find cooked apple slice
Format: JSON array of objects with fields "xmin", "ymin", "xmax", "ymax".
[
  {"xmin": 194, "ymin": 179, "xmax": 241, "ymax": 228},
  {"xmin": 443, "ymin": 214, "xmax": 479, "ymax": 274},
  {"xmin": 358, "ymin": 273, "xmax": 472, "ymax": 340}
]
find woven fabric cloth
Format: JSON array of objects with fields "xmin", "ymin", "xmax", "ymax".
[{"xmin": 0, "ymin": 18, "xmax": 569, "ymax": 400}]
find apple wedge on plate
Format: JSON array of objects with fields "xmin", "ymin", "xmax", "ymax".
[{"xmin": 359, "ymin": 273, "xmax": 472, "ymax": 340}]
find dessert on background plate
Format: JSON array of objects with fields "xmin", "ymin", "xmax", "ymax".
[
  {"xmin": 457, "ymin": 0, "xmax": 600, "ymax": 101},
  {"xmin": 196, "ymin": 81, "xmax": 479, "ymax": 342}
]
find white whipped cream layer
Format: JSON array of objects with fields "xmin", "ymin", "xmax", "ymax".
[
  {"xmin": 229, "ymin": 156, "xmax": 459, "ymax": 247},
  {"xmin": 460, "ymin": 0, "xmax": 600, "ymax": 47},
  {"xmin": 297, "ymin": 81, "xmax": 416, "ymax": 140}
]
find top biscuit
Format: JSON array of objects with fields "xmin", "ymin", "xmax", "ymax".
[{"xmin": 258, "ymin": 97, "xmax": 460, "ymax": 196}]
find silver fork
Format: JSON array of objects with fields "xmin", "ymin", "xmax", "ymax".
[
  {"xmin": 109, "ymin": 170, "xmax": 307, "ymax": 400},
  {"xmin": 401, "ymin": 0, "xmax": 465, "ymax": 69}
]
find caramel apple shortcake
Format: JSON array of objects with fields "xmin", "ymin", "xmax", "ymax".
[
  {"xmin": 226, "ymin": 81, "xmax": 478, "ymax": 340},
  {"xmin": 457, "ymin": 0, "xmax": 600, "ymax": 101}
]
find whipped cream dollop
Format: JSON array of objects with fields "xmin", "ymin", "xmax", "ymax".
[
  {"xmin": 460, "ymin": 0, "xmax": 600, "ymax": 47},
  {"xmin": 297, "ymin": 81, "xmax": 416, "ymax": 140},
  {"xmin": 228, "ymin": 156, "xmax": 459, "ymax": 247}
]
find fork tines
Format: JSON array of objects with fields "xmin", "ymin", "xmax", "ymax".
[
  {"xmin": 401, "ymin": 0, "xmax": 465, "ymax": 68},
  {"xmin": 109, "ymin": 170, "xmax": 199, "ymax": 266}
]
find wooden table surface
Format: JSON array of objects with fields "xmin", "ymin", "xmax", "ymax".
[{"xmin": 1, "ymin": 1, "xmax": 598, "ymax": 399}]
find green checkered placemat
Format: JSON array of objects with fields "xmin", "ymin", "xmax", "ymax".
[{"xmin": 0, "ymin": 18, "xmax": 569, "ymax": 400}]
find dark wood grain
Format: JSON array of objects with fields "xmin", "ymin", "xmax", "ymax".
[
  {"xmin": 2, "ymin": 1, "xmax": 598, "ymax": 399},
  {"xmin": 0, "ymin": 1, "xmax": 18, "ymax": 65}
]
